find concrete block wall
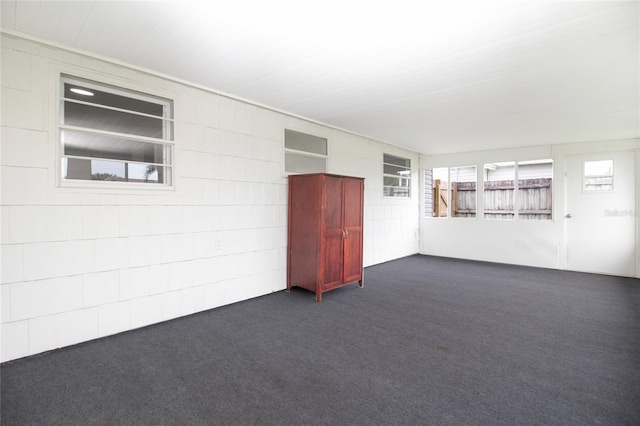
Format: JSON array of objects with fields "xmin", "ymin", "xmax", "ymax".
[{"xmin": 0, "ymin": 33, "xmax": 420, "ymax": 362}]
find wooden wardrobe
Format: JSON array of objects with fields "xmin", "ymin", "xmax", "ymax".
[{"xmin": 287, "ymin": 173, "xmax": 364, "ymax": 302}]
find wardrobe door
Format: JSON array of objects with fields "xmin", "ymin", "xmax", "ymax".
[
  {"xmin": 322, "ymin": 175, "xmax": 344, "ymax": 288},
  {"xmin": 342, "ymin": 177, "xmax": 364, "ymax": 283},
  {"xmin": 287, "ymin": 174, "xmax": 322, "ymax": 292}
]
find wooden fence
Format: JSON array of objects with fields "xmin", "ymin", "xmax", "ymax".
[
  {"xmin": 432, "ymin": 179, "xmax": 448, "ymax": 217},
  {"xmin": 515, "ymin": 178, "xmax": 553, "ymax": 220},
  {"xmin": 450, "ymin": 181, "xmax": 477, "ymax": 218},
  {"xmin": 482, "ymin": 180, "xmax": 515, "ymax": 219},
  {"xmin": 431, "ymin": 178, "xmax": 552, "ymax": 219}
]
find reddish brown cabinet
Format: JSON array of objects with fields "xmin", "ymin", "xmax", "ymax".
[{"xmin": 287, "ymin": 173, "xmax": 364, "ymax": 302}]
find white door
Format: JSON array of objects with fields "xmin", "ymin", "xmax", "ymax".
[{"xmin": 565, "ymin": 151, "xmax": 636, "ymax": 277}]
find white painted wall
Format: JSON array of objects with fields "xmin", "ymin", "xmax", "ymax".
[
  {"xmin": 637, "ymin": 148, "xmax": 640, "ymax": 279},
  {"xmin": 0, "ymin": 33, "xmax": 420, "ymax": 362},
  {"xmin": 420, "ymin": 140, "xmax": 640, "ymax": 273}
]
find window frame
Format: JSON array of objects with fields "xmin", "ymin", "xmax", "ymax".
[
  {"xmin": 58, "ymin": 74, "xmax": 175, "ymax": 189},
  {"xmin": 283, "ymin": 129, "xmax": 328, "ymax": 175},
  {"xmin": 383, "ymin": 153, "xmax": 411, "ymax": 198}
]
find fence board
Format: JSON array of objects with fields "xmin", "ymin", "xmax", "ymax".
[{"xmin": 433, "ymin": 179, "xmax": 448, "ymax": 217}]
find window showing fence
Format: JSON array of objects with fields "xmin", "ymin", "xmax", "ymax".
[
  {"xmin": 426, "ymin": 160, "xmax": 553, "ymax": 220},
  {"xmin": 518, "ymin": 159, "xmax": 553, "ymax": 219},
  {"xmin": 424, "ymin": 167, "xmax": 449, "ymax": 217},
  {"xmin": 484, "ymin": 162, "xmax": 516, "ymax": 220},
  {"xmin": 450, "ymin": 166, "xmax": 477, "ymax": 218}
]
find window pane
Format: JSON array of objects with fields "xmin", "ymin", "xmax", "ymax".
[
  {"xmin": 518, "ymin": 159, "xmax": 553, "ymax": 220},
  {"xmin": 484, "ymin": 161, "xmax": 515, "ymax": 220},
  {"xmin": 89, "ymin": 159, "xmax": 125, "ymax": 180},
  {"xmin": 285, "ymin": 151, "xmax": 326, "ymax": 174},
  {"xmin": 64, "ymin": 81, "xmax": 165, "ymax": 117},
  {"xmin": 383, "ymin": 154, "xmax": 411, "ymax": 198},
  {"xmin": 384, "ymin": 154, "xmax": 410, "ymax": 168},
  {"xmin": 64, "ymin": 101, "xmax": 165, "ymax": 138},
  {"xmin": 128, "ymin": 163, "xmax": 162, "ymax": 182},
  {"xmin": 426, "ymin": 167, "xmax": 449, "ymax": 217},
  {"xmin": 384, "ymin": 163, "xmax": 411, "ymax": 176},
  {"xmin": 584, "ymin": 160, "xmax": 613, "ymax": 192},
  {"xmin": 584, "ymin": 160, "xmax": 613, "ymax": 177},
  {"xmin": 451, "ymin": 165, "xmax": 476, "ymax": 218},
  {"xmin": 62, "ymin": 158, "xmax": 169, "ymax": 184},
  {"xmin": 384, "ymin": 177, "xmax": 410, "ymax": 197},
  {"xmin": 62, "ymin": 130, "xmax": 165, "ymax": 163},
  {"xmin": 284, "ymin": 129, "xmax": 327, "ymax": 155}
]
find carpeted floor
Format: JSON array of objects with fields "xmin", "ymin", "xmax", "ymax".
[{"xmin": 2, "ymin": 255, "xmax": 639, "ymax": 425}]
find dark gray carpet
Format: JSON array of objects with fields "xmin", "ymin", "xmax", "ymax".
[{"xmin": 2, "ymin": 255, "xmax": 639, "ymax": 425}]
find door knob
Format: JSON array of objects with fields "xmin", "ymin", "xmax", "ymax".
[{"xmin": 565, "ymin": 213, "xmax": 572, "ymax": 219}]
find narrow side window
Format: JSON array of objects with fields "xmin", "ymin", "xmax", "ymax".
[{"xmin": 425, "ymin": 167, "xmax": 449, "ymax": 217}]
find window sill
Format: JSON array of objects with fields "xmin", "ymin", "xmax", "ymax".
[{"xmin": 58, "ymin": 179, "xmax": 175, "ymax": 193}]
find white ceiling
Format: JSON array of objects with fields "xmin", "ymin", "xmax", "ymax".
[{"xmin": 1, "ymin": 0, "xmax": 638, "ymax": 155}]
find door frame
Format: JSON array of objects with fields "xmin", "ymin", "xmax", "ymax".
[{"xmin": 561, "ymin": 149, "xmax": 638, "ymax": 277}]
